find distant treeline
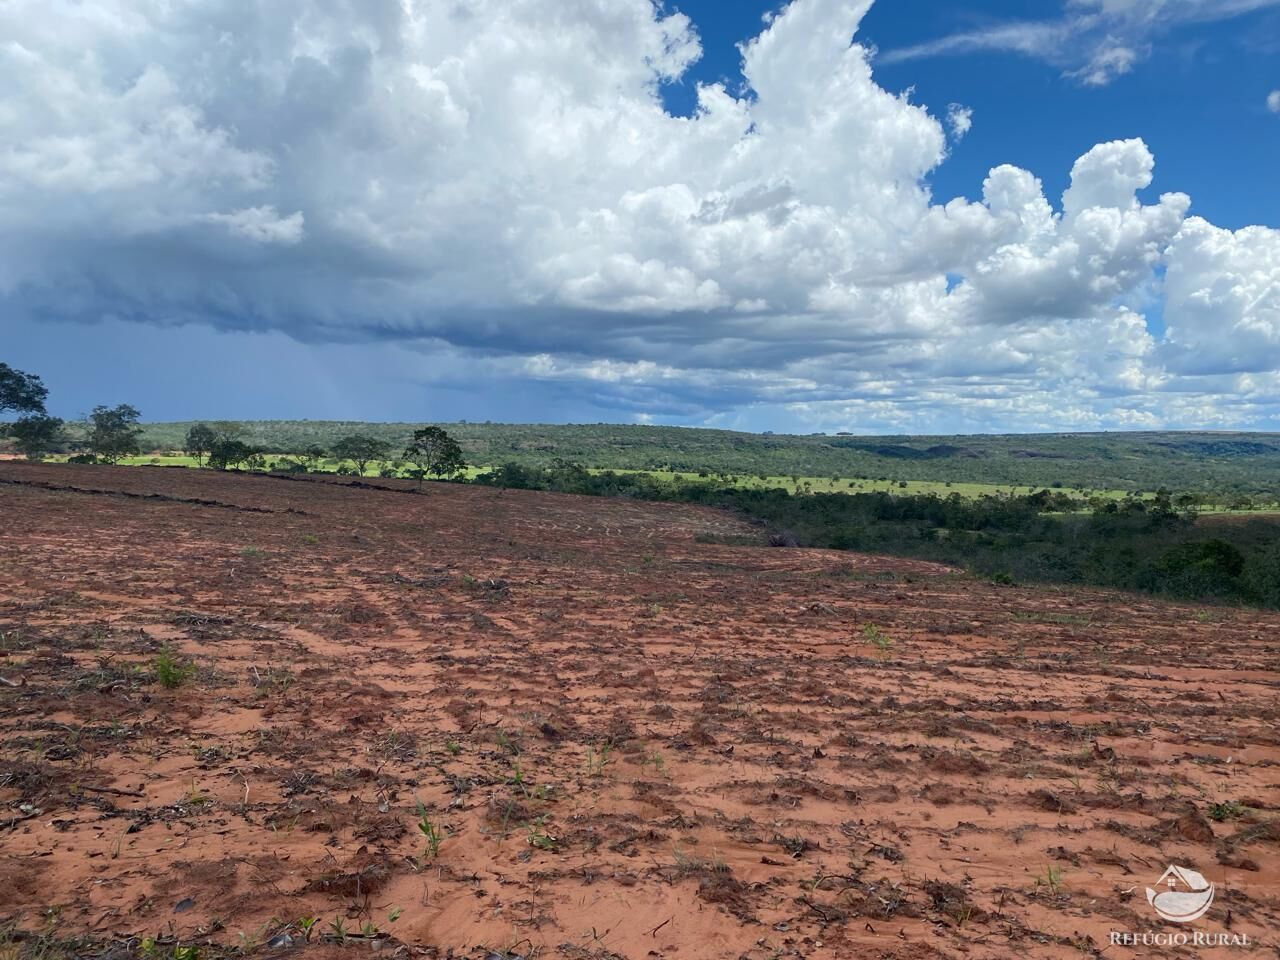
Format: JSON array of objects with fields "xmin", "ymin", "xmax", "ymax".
[
  {"xmin": 134, "ymin": 419, "xmax": 1280, "ymax": 496},
  {"xmin": 473, "ymin": 461, "xmax": 1280, "ymax": 610},
  {"xmin": 6, "ymin": 356, "xmax": 1280, "ymax": 608}
]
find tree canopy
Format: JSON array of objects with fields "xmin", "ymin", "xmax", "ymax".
[
  {"xmin": 184, "ymin": 423, "xmax": 218, "ymax": 465},
  {"xmin": 331, "ymin": 435, "xmax": 390, "ymax": 476},
  {"xmin": 0, "ymin": 363, "xmax": 48, "ymax": 415},
  {"xmin": 87, "ymin": 404, "xmax": 143, "ymax": 463},
  {"xmin": 404, "ymin": 426, "xmax": 465, "ymax": 481},
  {"xmin": 207, "ymin": 437, "xmax": 261, "ymax": 471},
  {"xmin": 9, "ymin": 414, "xmax": 63, "ymax": 460}
]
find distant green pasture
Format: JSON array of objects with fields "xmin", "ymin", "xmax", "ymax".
[
  {"xmin": 38, "ymin": 452, "xmax": 1280, "ymax": 512},
  {"xmin": 59, "ymin": 453, "xmax": 1144, "ymax": 502}
]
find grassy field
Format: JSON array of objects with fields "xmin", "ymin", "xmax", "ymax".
[
  {"xmin": 124, "ymin": 420, "xmax": 1280, "ymax": 495},
  {"xmin": 90, "ymin": 453, "xmax": 1133, "ymax": 501},
  {"xmin": 581, "ymin": 468, "xmax": 1126, "ymax": 499},
  {"xmin": 39, "ymin": 449, "xmax": 1280, "ymax": 511},
  {"xmin": 25, "ymin": 420, "xmax": 1280, "ymax": 496}
]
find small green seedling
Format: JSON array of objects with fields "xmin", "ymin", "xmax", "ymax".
[
  {"xmin": 152, "ymin": 647, "xmax": 196, "ymax": 688},
  {"xmin": 507, "ymin": 760, "xmax": 530, "ymax": 796},
  {"xmin": 863, "ymin": 624, "xmax": 892, "ymax": 656},
  {"xmin": 1208, "ymin": 800, "xmax": 1247, "ymax": 822},
  {"xmin": 1034, "ymin": 864, "xmax": 1064, "ymax": 894},
  {"xmin": 584, "ymin": 742, "xmax": 612, "ymax": 776},
  {"xmin": 416, "ymin": 798, "xmax": 445, "ymax": 858},
  {"xmin": 526, "ymin": 816, "xmax": 558, "ymax": 851},
  {"xmin": 495, "ymin": 728, "xmax": 520, "ymax": 755}
]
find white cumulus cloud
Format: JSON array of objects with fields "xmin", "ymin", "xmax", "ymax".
[
  {"xmin": 1162, "ymin": 218, "xmax": 1280, "ymax": 373},
  {"xmin": 946, "ymin": 103, "xmax": 973, "ymax": 139},
  {"xmin": 0, "ymin": 0, "xmax": 1278, "ymax": 429}
]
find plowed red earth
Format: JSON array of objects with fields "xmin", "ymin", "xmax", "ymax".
[{"xmin": 1, "ymin": 462, "xmax": 1277, "ymax": 960}]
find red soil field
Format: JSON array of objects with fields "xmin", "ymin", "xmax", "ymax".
[{"xmin": 1, "ymin": 461, "xmax": 1277, "ymax": 959}]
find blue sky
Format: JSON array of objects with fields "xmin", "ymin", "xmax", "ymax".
[
  {"xmin": 4, "ymin": 0, "xmax": 1280, "ymax": 433},
  {"xmin": 663, "ymin": 0, "xmax": 1280, "ymax": 229}
]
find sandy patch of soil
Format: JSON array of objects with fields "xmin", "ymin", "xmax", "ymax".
[{"xmin": 1, "ymin": 461, "xmax": 1277, "ymax": 959}]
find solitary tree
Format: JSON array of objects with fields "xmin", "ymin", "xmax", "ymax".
[
  {"xmin": 331, "ymin": 435, "xmax": 390, "ymax": 476},
  {"xmin": 10, "ymin": 414, "xmax": 63, "ymax": 460},
  {"xmin": 403, "ymin": 426, "xmax": 465, "ymax": 484},
  {"xmin": 0, "ymin": 363, "xmax": 48, "ymax": 415},
  {"xmin": 184, "ymin": 423, "xmax": 218, "ymax": 465},
  {"xmin": 87, "ymin": 404, "xmax": 143, "ymax": 463},
  {"xmin": 207, "ymin": 437, "xmax": 257, "ymax": 471}
]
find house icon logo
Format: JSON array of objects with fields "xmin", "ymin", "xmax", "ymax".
[{"xmin": 1146, "ymin": 865, "xmax": 1215, "ymax": 923}]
